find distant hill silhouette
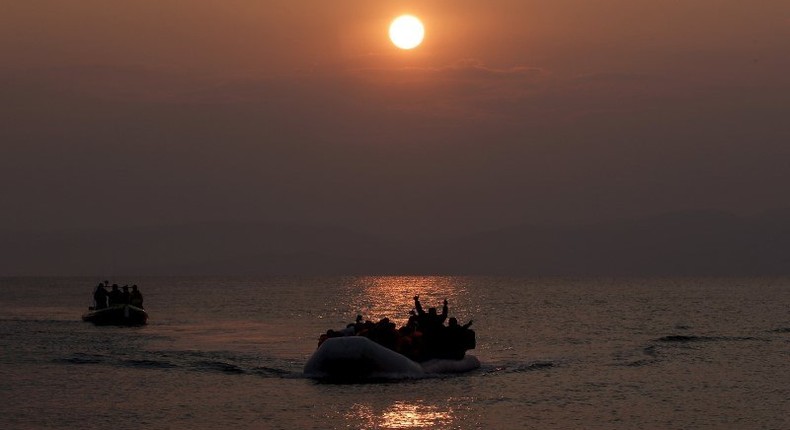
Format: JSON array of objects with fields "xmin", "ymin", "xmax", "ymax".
[{"xmin": 1, "ymin": 209, "xmax": 789, "ymax": 276}]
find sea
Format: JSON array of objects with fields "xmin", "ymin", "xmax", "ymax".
[{"xmin": 1, "ymin": 276, "xmax": 788, "ymax": 429}]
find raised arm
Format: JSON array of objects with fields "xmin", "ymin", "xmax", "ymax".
[{"xmin": 414, "ymin": 295, "xmax": 425, "ymax": 316}]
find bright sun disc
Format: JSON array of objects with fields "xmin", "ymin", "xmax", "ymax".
[{"xmin": 389, "ymin": 15, "xmax": 424, "ymax": 50}]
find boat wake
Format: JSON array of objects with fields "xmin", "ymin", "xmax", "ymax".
[{"xmin": 53, "ymin": 349, "xmax": 304, "ymax": 378}]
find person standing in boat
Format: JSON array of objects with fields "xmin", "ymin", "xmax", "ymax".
[
  {"xmin": 108, "ymin": 284, "xmax": 122, "ymax": 306},
  {"xmin": 121, "ymin": 285, "xmax": 131, "ymax": 304},
  {"xmin": 414, "ymin": 295, "xmax": 448, "ymax": 332},
  {"xmin": 93, "ymin": 283, "xmax": 108, "ymax": 310},
  {"xmin": 130, "ymin": 285, "xmax": 144, "ymax": 308},
  {"xmin": 414, "ymin": 295, "xmax": 450, "ymax": 359}
]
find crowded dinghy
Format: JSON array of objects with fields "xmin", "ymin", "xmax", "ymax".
[
  {"xmin": 304, "ymin": 295, "xmax": 479, "ymax": 380},
  {"xmin": 82, "ymin": 281, "xmax": 148, "ymax": 326}
]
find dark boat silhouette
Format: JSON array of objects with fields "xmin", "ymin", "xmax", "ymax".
[
  {"xmin": 82, "ymin": 304, "xmax": 148, "ymax": 326},
  {"xmin": 304, "ymin": 336, "xmax": 479, "ymax": 380}
]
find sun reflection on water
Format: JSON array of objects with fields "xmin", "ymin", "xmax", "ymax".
[
  {"xmin": 347, "ymin": 276, "xmax": 468, "ymax": 327},
  {"xmin": 344, "ymin": 400, "xmax": 455, "ymax": 429}
]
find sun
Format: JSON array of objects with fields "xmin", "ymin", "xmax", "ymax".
[{"xmin": 389, "ymin": 15, "xmax": 424, "ymax": 50}]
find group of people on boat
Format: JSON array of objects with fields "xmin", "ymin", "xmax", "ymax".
[
  {"xmin": 91, "ymin": 281, "xmax": 144, "ymax": 310},
  {"xmin": 317, "ymin": 295, "xmax": 475, "ymax": 362}
]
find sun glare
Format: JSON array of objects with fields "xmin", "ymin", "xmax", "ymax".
[{"xmin": 389, "ymin": 15, "xmax": 424, "ymax": 50}]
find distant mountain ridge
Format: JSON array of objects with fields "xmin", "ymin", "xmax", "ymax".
[{"xmin": 2, "ymin": 209, "xmax": 789, "ymax": 276}]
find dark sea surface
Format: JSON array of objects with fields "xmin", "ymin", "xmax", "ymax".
[{"xmin": 1, "ymin": 276, "xmax": 788, "ymax": 429}]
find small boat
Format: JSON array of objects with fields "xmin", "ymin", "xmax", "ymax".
[
  {"xmin": 82, "ymin": 304, "xmax": 148, "ymax": 326},
  {"xmin": 304, "ymin": 336, "xmax": 480, "ymax": 381}
]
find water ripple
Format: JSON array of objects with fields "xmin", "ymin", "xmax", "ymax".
[
  {"xmin": 194, "ymin": 360, "xmax": 245, "ymax": 374},
  {"xmin": 123, "ymin": 359, "xmax": 178, "ymax": 369},
  {"xmin": 482, "ymin": 360, "xmax": 556, "ymax": 375},
  {"xmin": 54, "ymin": 353, "xmax": 106, "ymax": 365},
  {"xmin": 656, "ymin": 335, "xmax": 759, "ymax": 343}
]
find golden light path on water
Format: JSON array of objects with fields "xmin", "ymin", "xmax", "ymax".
[
  {"xmin": 347, "ymin": 276, "xmax": 470, "ymax": 328},
  {"xmin": 323, "ymin": 276, "xmax": 480, "ymax": 429},
  {"xmin": 345, "ymin": 401, "xmax": 455, "ymax": 429}
]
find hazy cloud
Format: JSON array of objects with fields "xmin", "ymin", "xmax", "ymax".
[{"xmin": 1, "ymin": 0, "xmax": 789, "ymax": 268}]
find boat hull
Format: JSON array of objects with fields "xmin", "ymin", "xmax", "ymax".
[
  {"xmin": 82, "ymin": 304, "xmax": 148, "ymax": 326},
  {"xmin": 304, "ymin": 336, "xmax": 479, "ymax": 381}
]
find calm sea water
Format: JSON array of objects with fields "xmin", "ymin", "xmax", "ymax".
[{"xmin": 1, "ymin": 276, "xmax": 788, "ymax": 429}]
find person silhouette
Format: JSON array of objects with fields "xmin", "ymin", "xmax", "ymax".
[
  {"xmin": 414, "ymin": 295, "xmax": 449, "ymax": 359},
  {"xmin": 93, "ymin": 283, "xmax": 108, "ymax": 309},
  {"xmin": 108, "ymin": 284, "xmax": 122, "ymax": 306},
  {"xmin": 130, "ymin": 285, "xmax": 144, "ymax": 308},
  {"xmin": 414, "ymin": 295, "xmax": 448, "ymax": 331},
  {"xmin": 442, "ymin": 317, "xmax": 475, "ymax": 359},
  {"xmin": 121, "ymin": 285, "xmax": 131, "ymax": 305}
]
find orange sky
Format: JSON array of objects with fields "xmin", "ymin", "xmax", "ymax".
[
  {"xmin": 1, "ymin": 0, "xmax": 789, "ymax": 238},
  {"xmin": 4, "ymin": 1, "xmax": 788, "ymax": 74}
]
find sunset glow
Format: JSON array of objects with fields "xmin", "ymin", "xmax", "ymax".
[
  {"xmin": 389, "ymin": 15, "xmax": 424, "ymax": 50},
  {"xmin": 2, "ymin": 1, "xmax": 790, "ymax": 428}
]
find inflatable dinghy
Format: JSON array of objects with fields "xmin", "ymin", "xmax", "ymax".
[
  {"xmin": 304, "ymin": 336, "xmax": 480, "ymax": 380},
  {"xmin": 82, "ymin": 304, "xmax": 148, "ymax": 326}
]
